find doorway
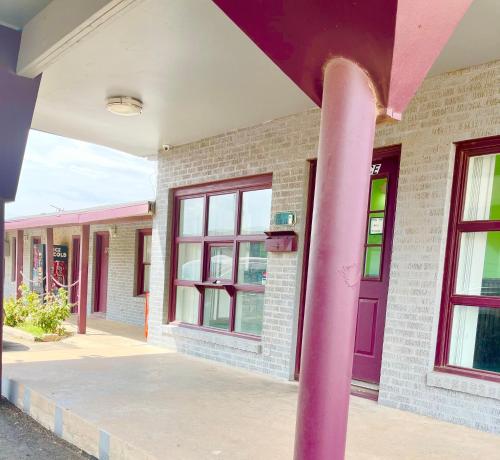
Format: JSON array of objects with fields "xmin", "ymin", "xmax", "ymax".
[
  {"xmin": 295, "ymin": 145, "xmax": 401, "ymax": 385},
  {"xmin": 93, "ymin": 232, "xmax": 109, "ymax": 314}
]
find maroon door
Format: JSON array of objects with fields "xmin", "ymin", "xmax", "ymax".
[
  {"xmin": 352, "ymin": 151, "xmax": 399, "ymax": 383},
  {"xmin": 93, "ymin": 232, "xmax": 109, "ymax": 313},
  {"xmin": 70, "ymin": 236, "xmax": 80, "ymax": 312},
  {"xmin": 296, "ymin": 146, "xmax": 400, "ymax": 384}
]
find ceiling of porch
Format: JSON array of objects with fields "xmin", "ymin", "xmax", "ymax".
[{"xmin": 1, "ymin": 0, "xmax": 499, "ymax": 157}]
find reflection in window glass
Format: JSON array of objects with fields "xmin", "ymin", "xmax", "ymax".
[
  {"xmin": 209, "ymin": 246, "xmax": 233, "ymax": 280},
  {"xmin": 364, "ymin": 246, "xmax": 381, "ymax": 278},
  {"xmin": 203, "ymin": 289, "xmax": 230, "ymax": 330},
  {"xmin": 456, "ymin": 232, "xmax": 500, "ymax": 296},
  {"xmin": 449, "ymin": 305, "xmax": 500, "ymax": 373},
  {"xmin": 235, "ymin": 292, "xmax": 264, "ymax": 335},
  {"xmin": 177, "ymin": 243, "xmax": 202, "ymax": 281},
  {"xmin": 241, "ymin": 189, "xmax": 272, "ymax": 235},
  {"xmin": 143, "ymin": 235, "xmax": 152, "ymax": 263},
  {"xmin": 143, "ymin": 265, "xmax": 150, "ymax": 293},
  {"xmin": 208, "ymin": 194, "xmax": 236, "ymax": 236},
  {"xmin": 369, "ymin": 178, "xmax": 387, "ymax": 211},
  {"xmin": 463, "ymin": 153, "xmax": 500, "ymax": 221},
  {"xmin": 175, "ymin": 286, "xmax": 199, "ymax": 324},
  {"xmin": 238, "ymin": 242, "xmax": 267, "ymax": 285},
  {"xmin": 179, "ymin": 198, "xmax": 204, "ymax": 236}
]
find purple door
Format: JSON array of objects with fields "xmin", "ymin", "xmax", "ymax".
[
  {"xmin": 70, "ymin": 236, "xmax": 80, "ymax": 312},
  {"xmin": 295, "ymin": 147, "xmax": 400, "ymax": 384},
  {"xmin": 93, "ymin": 232, "xmax": 109, "ymax": 313},
  {"xmin": 352, "ymin": 151, "xmax": 400, "ymax": 383}
]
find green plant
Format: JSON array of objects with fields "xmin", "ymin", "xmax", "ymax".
[
  {"xmin": 3, "ymin": 284, "xmax": 40, "ymax": 327},
  {"xmin": 31, "ymin": 288, "xmax": 72, "ymax": 335}
]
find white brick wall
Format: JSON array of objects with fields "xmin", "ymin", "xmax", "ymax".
[{"xmin": 149, "ymin": 60, "xmax": 500, "ymax": 431}]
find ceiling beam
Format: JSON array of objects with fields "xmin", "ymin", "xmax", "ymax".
[{"xmin": 17, "ymin": 0, "xmax": 144, "ymax": 78}]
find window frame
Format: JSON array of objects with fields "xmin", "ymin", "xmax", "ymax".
[
  {"xmin": 169, "ymin": 174, "xmax": 272, "ymax": 340},
  {"xmin": 136, "ymin": 228, "xmax": 152, "ymax": 296},
  {"xmin": 11, "ymin": 236, "xmax": 16, "ymax": 282},
  {"xmin": 436, "ymin": 136, "xmax": 500, "ymax": 383}
]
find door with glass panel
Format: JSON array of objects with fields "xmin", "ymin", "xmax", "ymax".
[
  {"xmin": 437, "ymin": 139, "xmax": 500, "ymax": 378},
  {"xmin": 353, "ymin": 152, "xmax": 400, "ymax": 383},
  {"xmin": 170, "ymin": 175, "xmax": 273, "ymax": 338},
  {"xmin": 295, "ymin": 148, "xmax": 400, "ymax": 383}
]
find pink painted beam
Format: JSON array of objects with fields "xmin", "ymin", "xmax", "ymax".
[
  {"xmin": 16, "ymin": 229, "xmax": 24, "ymax": 298},
  {"xmin": 294, "ymin": 59, "xmax": 377, "ymax": 460},
  {"xmin": 5, "ymin": 201, "xmax": 153, "ymax": 231},
  {"xmin": 45, "ymin": 227, "xmax": 54, "ymax": 295},
  {"xmin": 77, "ymin": 225, "xmax": 90, "ymax": 334}
]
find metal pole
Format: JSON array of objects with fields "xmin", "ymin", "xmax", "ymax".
[
  {"xmin": 77, "ymin": 225, "xmax": 89, "ymax": 334},
  {"xmin": 294, "ymin": 59, "xmax": 377, "ymax": 460}
]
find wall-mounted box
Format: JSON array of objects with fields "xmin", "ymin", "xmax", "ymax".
[{"xmin": 264, "ymin": 231, "xmax": 297, "ymax": 253}]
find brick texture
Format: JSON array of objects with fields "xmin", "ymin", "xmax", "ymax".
[{"xmin": 149, "ymin": 60, "xmax": 500, "ymax": 432}]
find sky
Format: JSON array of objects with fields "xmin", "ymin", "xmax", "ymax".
[{"xmin": 5, "ymin": 130, "xmax": 156, "ymax": 219}]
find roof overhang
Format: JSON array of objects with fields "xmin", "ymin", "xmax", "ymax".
[{"xmin": 5, "ymin": 201, "xmax": 154, "ymax": 231}]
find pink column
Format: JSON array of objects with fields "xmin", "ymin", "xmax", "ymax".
[
  {"xmin": 16, "ymin": 229, "xmax": 24, "ymax": 298},
  {"xmin": 77, "ymin": 225, "xmax": 90, "ymax": 334},
  {"xmin": 45, "ymin": 227, "xmax": 54, "ymax": 294},
  {"xmin": 294, "ymin": 59, "xmax": 377, "ymax": 460}
]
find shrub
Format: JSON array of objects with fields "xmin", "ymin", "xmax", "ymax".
[
  {"xmin": 3, "ymin": 284, "xmax": 72, "ymax": 335},
  {"xmin": 31, "ymin": 288, "xmax": 72, "ymax": 335},
  {"xmin": 3, "ymin": 284, "xmax": 40, "ymax": 327}
]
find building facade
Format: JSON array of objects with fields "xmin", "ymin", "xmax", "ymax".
[
  {"xmin": 4, "ymin": 203, "xmax": 152, "ymax": 328},
  {"xmin": 147, "ymin": 60, "xmax": 500, "ymax": 433}
]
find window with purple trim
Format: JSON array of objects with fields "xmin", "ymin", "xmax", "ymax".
[
  {"xmin": 137, "ymin": 229, "xmax": 152, "ymax": 295},
  {"xmin": 437, "ymin": 138, "xmax": 500, "ymax": 380},
  {"xmin": 170, "ymin": 175, "xmax": 272, "ymax": 337}
]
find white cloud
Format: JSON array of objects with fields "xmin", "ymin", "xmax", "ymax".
[{"xmin": 5, "ymin": 130, "xmax": 156, "ymax": 219}]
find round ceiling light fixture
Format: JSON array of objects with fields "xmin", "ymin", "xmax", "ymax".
[{"xmin": 106, "ymin": 96, "xmax": 143, "ymax": 116}]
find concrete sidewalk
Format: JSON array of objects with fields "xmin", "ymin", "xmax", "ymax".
[{"xmin": 2, "ymin": 321, "xmax": 499, "ymax": 459}]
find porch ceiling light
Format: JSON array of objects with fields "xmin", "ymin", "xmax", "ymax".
[{"xmin": 106, "ymin": 96, "xmax": 143, "ymax": 116}]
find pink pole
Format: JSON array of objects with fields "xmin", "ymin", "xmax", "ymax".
[
  {"xmin": 77, "ymin": 225, "xmax": 89, "ymax": 334},
  {"xmin": 16, "ymin": 229, "xmax": 24, "ymax": 298},
  {"xmin": 45, "ymin": 227, "xmax": 54, "ymax": 294},
  {"xmin": 294, "ymin": 59, "xmax": 377, "ymax": 460},
  {"xmin": 0, "ymin": 202, "xmax": 4, "ymax": 396}
]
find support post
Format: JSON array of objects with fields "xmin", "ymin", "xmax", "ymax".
[
  {"xmin": 0, "ymin": 202, "xmax": 4, "ymax": 396},
  {"xmin": 15, "ymin": 230, "xmax": 24, "ymax": 298},
  {"xmin": 77, "ymin": 225, "xmax": 89, "ymax": 334},
  {"xmin": 45, "ymin": 227, "xmax": 54, "ymax": 295},
  {"xmin": 294, "ymin": 59, "xmax": 377, "ymax": 460}
]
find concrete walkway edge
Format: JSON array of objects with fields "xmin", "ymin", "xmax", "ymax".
[{"xmin": 1, "ymin": 376, "xmax": 156, "ymax": 460}]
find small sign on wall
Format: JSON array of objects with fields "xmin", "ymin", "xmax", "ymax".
[
  {"xmin": 274, "ymin": 211, "xmax": 296, "ymax": 226},
  {"xmin": 369, "ymin": 217, "xmax": 384, "ymax": 235},
  {"xmin": 371, "ymin": 163, "xmax": 382, "ymax": 175}
]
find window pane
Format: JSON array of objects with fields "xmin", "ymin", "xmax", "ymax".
[
  {"xmin": 241, "ymin": 189, "xmax": 272, "ymax": 235},
  {"xmin": 142, "ymin": 234, "xmax": 152, "ymax": 263},
  {"xmin": 366, "ymin": 212, "xmax": 384, "ymax": 245},
  {"xmin": 143, "ymin": 265, "xmax": 150, "ymax": 293},
  {"xmin": 235, "ymin": 292, "xmax": 264, "ymax": 335},
  {"xmin": 177, "ymin": 243, "xmax": 202, "ymax": 281},
  {"xmin": 364, "ymin": 246, "xmax": 382, "ymax": 278},
  {"xmin": 463, "ymin": 153, "xmax": 500, "ymax": 221},
  {"xmin": 175, "ymin": 286, "xmax": 199, "ymax": 324},
  {"xmin": 369, "ymin": 178, "xmax": 387, "ymax": 211},
  {"xmin": 449, "ymin": 305, "xmax": 500, "ymax": 373},
  {"xmin": 456, "ymin": 232, "xmax": 500, "ymax": 296},
  {"xmin": 203, "ymin": 288, "xmax": 230, "ymax": 330},
  {"xmin": 179, "ymin": 198, "xmax": 204, "ymax": 236},
  {"xmin": 208, "ymin": 194, "xmax": 236, "ymax": 236},
  {"xmin": 238, "ymin": 242, "xmax": 268, "ymax": 285},
  {"xmin": 209, "ymin": 245, "xmax": 233, "ymax": 280}
]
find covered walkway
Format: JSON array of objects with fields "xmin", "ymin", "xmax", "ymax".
[{"xmin": 2, "ymin": 323, "xmax": 498, "ymax": 460}]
